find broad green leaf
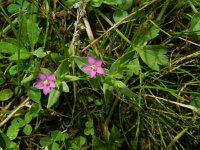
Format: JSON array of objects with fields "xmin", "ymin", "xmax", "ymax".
[
  {"xmin": 6, "ymin": 125, "xmax": 19, "ymax": 140},
  {"xmin": 0, "ymin": 133, "xmax": 11, "ymax": 149},
  {"xmin": 39, "ymin": 137, "xmax": 52, "ymax": 147},
  {"xmin": 9, "ymin": 64, "xmax": 24, "ymax": 75},
  {"xmin": 84, "ymin": 128, "xmax": 94, "ymax": 136},
  {"xmin": 51, "ymin": 130, "xmax": 63, "ymax": 142},
  {"xmin": 63, "ymin": 75, "xmax": 79, "ymax": 82},
  {"xmin": 103, "ymin": 83, "xmax": 113, "ymax": 112},
  {"xmin": 7, "ymin": 4, "xmax": 20, "ymax": 13},
  {"xmin": 47, "ymin": 89, "xmax": 61, "ymax": 108},
  {"xmin": 0, "ymin": 41, "xmax": 25, "ymax": 54},
  {"xmin": 26, "ymin": 19, "xmax": 41, "ymax": 48},
  {"xmin": 51, "ymin": 142, "xmax": 59, "ymax": 150},
  {"xmin": 33, "ymin": 47, "xmax": 47, "ymax": 58},
  {"xmin": 21, "ymin": 74, "xmax": 35, "ymax": 84},
  {"xmin": 92, "ymin": 136, "xmax": 107, "ymax": 150},
  {"xmin": 11, "ymin": 118, "xmax": 26, "ymax": 128},
  {"xmin": 109, "ymin": 126, "xmax": 124, "ymax": 149},
  {"xmin": 85, "ymin": 120, "xmax": 94, "ymax": 128},
  {"xmin": 136, "ymin": 45, "xmax": 168, "ymax": 71},
  {"xmin": 120, "ymin": 0, "xmax": 133, "ymax": 10},
  {"xmin": 91, "ymin": 0, "xmax": 103, "ymax": 7},
  {"xmin": 126, "ymin": 58, "xmax": 140, "ymax": 76},
  {"xmin": 113, "ymin": 9, "xmax": 128, "ymax": 23},
  {"xmin": 9, "ymin": 50, "xmax": 30, "ymax": 61},
  {"xmin": 62, "ymin": 81, "xmax": 69, "ymax": 93},
  {"xmin": 29, "ymin": 103, "xmax": 41, "ymax": 117},
  {"xmin": 51, "ymin": 53, "xmax": 64, "ymax": 63},
  {"xmin": 24, "ymin": 112, "xmax": 33, "ymax": 124},
  {"xmin": 0, "ymin": 89, "xmax": 13, "ymax": 101},
  {"xmin": 27, "ymin": 88, "xmax": 41, "ymax": 103},
  {"xmin": 23, "ymin": 124, "xmax": 32, "ymax": 135},
  {"xmin": 103, "ymin": 0, "xmax": 123, "ymax": 5},
  {"xmin": 73, "ymin": 56, "xmax": 87, "ymax": 70},
  {"xmin": 56, "ymin": 59, "xmax": 69, "ymax": 78},
  {"xmin": 190, "ymin": 12, "xmax": 200, "ymax": 36},
  {"xmin": 132, "ymin": 26, "xmax": 160, "ymax": 46}
]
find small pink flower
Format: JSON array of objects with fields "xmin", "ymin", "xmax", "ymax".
[
  {"xmin": 82, "ymin": 55, "xmax": 104, "ymax": 78},
  {"xmin": 34, "ymin": 72, "xmax": 56, "ymax": 95}
]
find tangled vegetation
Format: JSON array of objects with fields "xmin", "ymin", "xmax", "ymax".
[{"xmin": 1, "ymin": 0, "xmax": 200, "ymax": 149}]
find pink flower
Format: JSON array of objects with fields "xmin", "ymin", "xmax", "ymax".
[
  {"xmin": 34, "ymin": 72, "xmax": 56, "ymax": 95},
  {"xmin": 82, "ymin": 55, "xmax": 104, "ymax": 78}
]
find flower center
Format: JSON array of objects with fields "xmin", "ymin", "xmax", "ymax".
[
  {"xmin": 43, "ymin": 79, "xmax": 49, "ymax": 86},
  {"xmin": 91, "ymin": 64, "xmax": 97, "ymax": 71}
]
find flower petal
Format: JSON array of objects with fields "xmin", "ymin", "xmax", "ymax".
[
  {"xmin": 95, "ymin": 59, "xmax": 102, "ymax": 67},
  {"xmin": 97, "ymin": 67, "xmax": 104, "ymax": 74},
  {"xmin": 90, "ymin": 70, "xmax": 97, "ymax": 78},
  {"xmin": 43, "ymin": 86, "xmax": 50, "ymax": 95},
  {"xmin": 87, "ymin": 55, "xmax": 95, "ymax": 64},
  {"xmin": 82, "ymin": 65, "xmax": 91, "ymax": 71},
  {"xmin": 34, "ymin": 81, "xmax": 44, "ymax": 89},
  {"xmin": 47, "ymin": 73, "xmax": 55, "ymax": 80},
  {"xmin": 38, "ymin": 72, "xmax": 46, "ymax": 80},
  {"xmin": 49, "ymin": 81, "xmax": 56, "ymax": 88}
]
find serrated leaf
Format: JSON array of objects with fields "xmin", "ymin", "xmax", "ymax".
[
  {"xmin": 6, "ymin": 125, "xmax": 19, "ymax": 140},
  {"xmin": 0, "ymin": 89, "xmax": 13, "ymax": 101},
  {"xmin": 136, "ymin": 45, "xmax": 168, "ymax": 71},
  {"xmin": 47, "ymin": 89, "xmax": 61, "ymax": 108},
  {"xmin": 23, "ymin": 124, "xmax": 32, "ymax": 135},
  {"xmin": 127, "ymin": 58, "xmax": 140, "ymax": 76}
]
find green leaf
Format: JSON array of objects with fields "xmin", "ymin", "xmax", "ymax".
[
  {"xmin": 109, "ymin": 126, "xmax": 124, "ymax": 149},
  {"xmin": 0, "ymin": 89, "xmax": 13, "ymax": 101},
  {"xmin": 92, "ymin": 136, "xmax": 107, "ymax": 150},
  {"xmin": 63, "ymin": 75, "xmax": 79, "ymax": 82},
  {"xmin": 0, "ymin": 41, "xmax": 25, "ymax": 54},
  {"xmin": 51, "ymin": 53, "xmax": 64, "ymax": 63},
  {"xmin": 132, "ymin": 26, "xmax": 160, "ymax": 46},
  {"xmin": 11, "ymin": 118, "xmax": 26, "ymax": 128},
  {"xmin": 51, "ymin": 142, "xmax": 59, "ymax": 150},
  {"xmin": 55, "ymin": 59, "xmax": 69, "ymax": 78},
  {"xmin": 24, "ymin": 112, "xmax": 33, "ymax": 124},
  {"xmin": 9, "ymin": 50, "xmax": 30, "ymax": 61},
  {"xmin": 62, "ymin": 81, "xmax": 69, "ymax": 93},
  {"xmin": 84, "ymin": 128, "xmax": 94, "ymax": 136},
  {"xmin": 26, "ymin": 20, "xmax": 41, "ymax": 48},
  {"xmin": 103, "ymin": 0, "xmax": 123, "ymax": 5},
  {"xmin": 7, "ymin": 4, "xmax": 20, "ymax": 13},
  {"xmin": 127, "ymin": 58, "xmax": 140, "ymax": 76},
  {"xmin": 23, "ymin": 124, "xmax": 32, "ymax": 135},
  {"xmin": 85, "ymin": 120, "xmax": 93, "ymax": 128},
  {"xmin": 73, "ymin": 56, "xmax": 87, "ymax": 70},
  {"xmin": 120, "ymin": 0, "xmax": 133, "ymax": 10},
  {"xmin": 190, "ymin": 12, "xmax": 200, "ymax": 36},
  {"xmin": 91, "ymin": 0, "xmax": 103, "ymax": 7},
  {"xmin": 51, "ymin": 130, "xmax": 63, "ymax": 142},
  {"xmin": 136, "ymin": 45, "xmax": 168, "ymax": 71},
  {"xmin": 113, "ymin": 9, "xmax": 128, "ymax": 23},
  {"xmin": 6, "ymin": 125, "xmax": 19, "ymax": 140},
  {"xmin": 21, "ymin": 74, "xmax": 35, "ymax": 84},
  {"xmin": 28, "ymin": 87, "xmax": 41, "ymax": 103},
  {"xmin": 0, "ymin": 133, "xmax": 11, "ymax": 149},
  {"xmin": 47, "ymin": 89, "xmax": 61, "ymax": 108},
  {"xmin": 9, "ymin": 64, "xmax": 24, "ymax": 75},
  {"xmin": 33, "ymin": 47, "xmax": 47, "ymax": 58},
  {"xmin": 40, "ymin": 137, "xmax": 52, "ymax": 147}
]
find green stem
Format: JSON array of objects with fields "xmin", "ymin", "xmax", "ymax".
[{"xmin": 156, "ymin": 0, "xmax": 170, "ymax": 21}]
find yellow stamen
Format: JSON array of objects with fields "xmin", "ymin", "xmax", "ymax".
[
  {"xmin": 43, "ymin": 79, "xmax": 49, "ymax": 86},
  {"xmin": 91, "ymin": 65, "xmax": 97, "ymax": 71}
]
